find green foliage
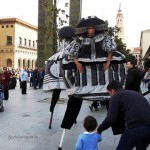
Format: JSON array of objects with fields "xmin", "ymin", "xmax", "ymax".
[
  {"xmin": 37, "ymin": 0, "xmax": 70, "ymax": 67},
  {"xmin": 39, "ymin": 0, "xmax": 69, "ymax": 53}
]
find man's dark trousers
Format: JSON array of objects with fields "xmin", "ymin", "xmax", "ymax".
[{"xmin": 117, "ymin": 126, "xmax": 150, "ymax": 150}]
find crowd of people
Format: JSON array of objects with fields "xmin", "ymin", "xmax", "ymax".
[
  {"xmin": 0, "ymin": 66, "xmax": 45, "ymax": 99},
  {"xmin": 19, "ymin": 67, "xmax": 45, "ymax": 92}
]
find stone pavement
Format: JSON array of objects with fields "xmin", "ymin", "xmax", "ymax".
[{"xmin": 0, "ymin": 81, "xmax": 149, "ymax": 150}]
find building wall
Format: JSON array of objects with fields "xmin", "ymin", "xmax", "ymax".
[
  {"xmin": 140, "ymin": 30, "xmax": 150, "ymax": 59},
  {"xmin": 14, "ymin": 22, "xmax": 37, "ymax": 69},
  {"xmin": 129, "ymin": 47, "xmax": 141, "ymax": 65},
  {"xmin": 116, "ymin": 3, "xmax": 125, "ymax": 44},
  {"xmin": 0, "ymin": 18, "xmax": 37, "ymax": 70},
  {"xmin": 116, "ymin": 16, "xmax": 125, "ymax": 41},
  {"xmin": 0, "ymin": 23, "xmax": 15, "ymax": 68}
]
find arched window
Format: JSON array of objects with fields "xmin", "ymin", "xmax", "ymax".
[
  {"xmin": 23, "ymin": 59, "xmax": 26, "ymax": 67},
  {"xmin": 32, "ymin": 60, "xmax": 34, "ymax": 68},
  {"xmin": 18, "ymin": 59, "xmax": 21, "ymax": 68},
  {"xmin": 7, "ymin": 59, "xmax": 12, "ymax": 67},
  {"xmin": 27, "ymin": 60, "xmax": 30, "ymax": 68}
]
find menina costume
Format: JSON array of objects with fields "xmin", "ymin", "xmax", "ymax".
[
  {"xmin": 43, "ymin": 26, "xmax": 75, "ymax": 91},
  {"xmin": 62, "ymin": 16, "xmax": 126, "ymax": 100}
]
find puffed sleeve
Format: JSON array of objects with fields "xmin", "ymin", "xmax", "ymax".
[
  {"xmin": 102, "ymin": 35, "xmax": 116, "ymax": 52},
  {"xmin": 75, "ymin": 135, "xmax": 83, "ymax": 150},
  {"xmin": 63, "ymin": 39, "xmax": 81, "ymax": 59}
]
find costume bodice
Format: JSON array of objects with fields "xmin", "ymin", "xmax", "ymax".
[{"xmin": 77, "ymin": 34, "xmax": 108, "ymax": 61}]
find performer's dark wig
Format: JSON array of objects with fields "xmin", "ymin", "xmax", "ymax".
[
  {"xmin": 58, "ymin": 26, "xmax": 75, "ymax": 42},
  {"xmin": 75, "ymin": 16, "xmax": 108, "ymax": 36},
  {"xmin": 83, "ymin": 115, "xmax": 97, "ymax": 132}
]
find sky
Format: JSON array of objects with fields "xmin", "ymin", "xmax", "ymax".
[{"xmin": 0, "ymin": 0, "xmax": 150, "ymax": 48}]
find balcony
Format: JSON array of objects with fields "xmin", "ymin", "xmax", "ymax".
[{"xmin": 18, "ymin": 44, "xmax": 37, "ymax": 50}]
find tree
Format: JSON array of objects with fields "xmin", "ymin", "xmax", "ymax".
[
  {"xmin": 37, "ymin": 0, "xmax": 69, "ymax": 67},
  {"xmin": 108, "ymin": 26, "xmax": 137, "ymax": 64}
]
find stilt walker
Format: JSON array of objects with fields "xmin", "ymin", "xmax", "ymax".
[
  {"xmin": 58, "ymin": 16, "xmax": 127, "ymax": 149},
  {"xmin": 43, "ymin": 26, "xmax": 75, "ymax": 129}
]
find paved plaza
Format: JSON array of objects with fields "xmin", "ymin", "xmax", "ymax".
[{"xmin": 0, "ymin": 81, "xmax": 149, "ymax": 150}]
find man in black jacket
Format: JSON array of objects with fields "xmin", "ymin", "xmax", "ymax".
[
  {"xmin": 33, "ymin": 67, "xmax": 39, "ymax": 89},
  {"xmin": 125, "ymin": 61, "xmax": 141, "ymax": 92},
  {"xmin": 97, "ymin": 80, "xmax": 150, "ymax": 150}
]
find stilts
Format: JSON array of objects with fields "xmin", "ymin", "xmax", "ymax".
[
  {"xmin": 58, "ymin": 129, "xmax": 66, "ymax": 150},
  {"xmin": 49, "ymin": 112, "xmax": 53, "ymax": 129},
  {"xmin": 142, "ymin": 90, "xmax": 150, "ymax": 96}
]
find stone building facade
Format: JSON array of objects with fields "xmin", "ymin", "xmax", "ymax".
[
  {"xmin": 128, "ymin": 47, "xmax": 141, "ymax": 65},
  {"xmin": 0, "ymin": 17, "xmax": 37, "ymax": 70},
  {"xmin": 140, "ymin": 29, "xmax": 150, "ymax": 60}
]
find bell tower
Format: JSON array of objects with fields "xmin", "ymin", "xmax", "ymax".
[{"xmin": 116, "ymin": 3, "xmax": 125, "ymax": 43}]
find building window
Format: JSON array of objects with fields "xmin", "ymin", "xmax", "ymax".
[
  {"xmin": 6, "ymin": 25, "xmax": 9, "ymax": 28},
  {"xmin": 19, "ymin": 37, "xmax": 22, "ymax": 45},
  {"xmin": 7, "ymin": 59, "xmax": 12, "ymax": 67},
  {"xmin": 24, "ymin": 38, "xmax": 26, "ymax": 46},
  {"xmin": 7, "ymin": 36, "xmax": 12, "ymax": 45},
  {"xmin": 29, "ymin": 40, "xmax": 31, "ymax": 47},
  {"xmin": 1, "ymin": 26, "xmax": 4, "ymax": 28},
  {"xmin": 33, "ymin": 41, "xmax": 35, "ymax": 47},
  {"xmin": 11, "ymin": 25, "xmax": 13, "ymax": 28}
]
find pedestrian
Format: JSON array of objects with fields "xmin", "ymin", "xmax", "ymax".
[
  {"xmin": 1, "ymin": 67, "xmax": 10, "ymax": 100},
  {"xmin": 29, "ymin": 69, "xmax": 34, "ymax": 87},
  {"xmin": 38, "ymin": 68, "xmax": 44, "ymax": 89},
  {"xmin": 18, "ymin": 68, "xmax": 22, "ymax": 88},
  {"xmin": 97, "ymin": 80, "xmax": 150, "ymax": 150},
  {"xmin": 125, "ymin": 61, "xmax": 141, "ymax": 92},
  {"xmin": 143, "ymin": 68, "xmax": 150, "ymax": 86},
  {"xmin": 33, "ymin": 67, "xmax": 39, "ymax": 89},
  {"xmin": 75, "ymin": 116, "xmax": 102, "ymax": 150},
  {"xmin": 20, "ymin": 66, "xmax": 28, "ymax": 94}
]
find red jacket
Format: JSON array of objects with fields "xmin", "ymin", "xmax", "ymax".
[{"xmin": 1, "ymin": 71, "xmax": 10, "ymax": 89}]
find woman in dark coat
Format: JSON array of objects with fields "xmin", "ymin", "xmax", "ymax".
[{"xmin": 1, "ymin": 67, "xmax": 10, "ymax": 100}]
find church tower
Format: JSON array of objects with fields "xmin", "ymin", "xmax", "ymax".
[{"xmin": 116, "ymin": 3, "xmax": 125, "ymax": 43}]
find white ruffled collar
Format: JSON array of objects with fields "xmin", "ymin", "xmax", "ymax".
[{"xmin": 83, "ymin": 131, "xmax": 95, "ymax": 134}]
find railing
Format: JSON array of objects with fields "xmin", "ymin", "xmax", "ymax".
[{"xmin": 18, "ymin": 44, "xmax": 37, "ymax": 50}]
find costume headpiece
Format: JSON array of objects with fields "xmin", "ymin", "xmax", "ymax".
[
  {"xmin": 75, "ymin": 16, "xmax": 108, "ymax": 35},
  {"xmin": 58, "ymin": 26, "xmax": 75, "ymax": 39}
]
